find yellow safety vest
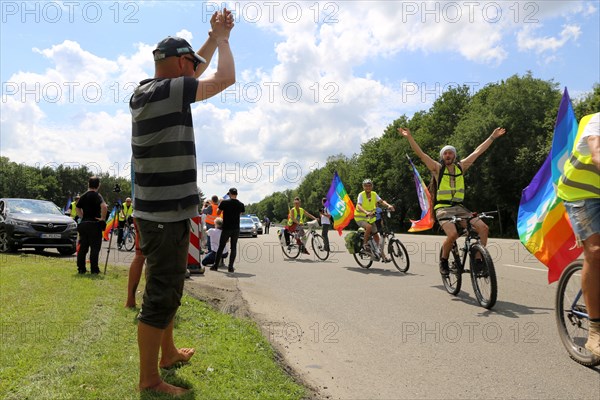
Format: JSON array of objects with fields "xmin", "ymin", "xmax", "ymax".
[
  {"xmin": 288, "ymin": 208, "xmax": 305, "ymax": 226},
  {"xmin": 119, "ymin": 204, "xmax": 134, "ymax": 221},
  {"xmin": 557, "ymin": 113, "xmax": 600, "ymax": 202},
  {"xmin": 435, "ymin": 163, "xmax": 465, "ymax": 210},
  {"xmin": 70, "ymin": 201, "xmax": 77, "ymax": 218},
  {"xmin": 354, "ymin": 191, "xmax": 378, "ymax": 223}
]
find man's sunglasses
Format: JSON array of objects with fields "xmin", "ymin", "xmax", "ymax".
[{"xmin": 181, "ymin": 56, "xmax": 201, "ymax": 71}]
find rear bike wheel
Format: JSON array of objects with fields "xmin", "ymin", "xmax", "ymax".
[
  {"xmin": 311, "ymin": 233, "xmax": 329, "ymax": 261},
  {"xmin": 469, "ymin": 243, "xmax": 497, "ymax": 309},
  {"xmin": 388, "ymin": 239, "xmax": 409, "ymax": 272},
  {"xmin": 555, "ymin": 261, "xmax": 600, "ymax": 366},
  {"xmin": 124, "ymin": 230, "xmax": 135, "ymax": 252},
  {"xmin": 280, "ymin": 232, "xmax": 301, "ymax": 259},
  {"xmin": 441, "ymin": 245, "xmax": 462, "ymax": 295}
]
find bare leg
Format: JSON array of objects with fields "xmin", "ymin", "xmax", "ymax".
[
  {"xmin": 472, "ymin": 219, "xmax": 489, "ymax": 246},
  {"xmin": 582, "ymin": 234, "xmax": 600, "ymax": 319},
  {"xmin": 440, "ymin": 222, "xmax": 459, "ymax": 259},
  {"xmin": 125, "ymin": 253, "xmax": 145, "ymax": 308},
  {"xmin": 138, "ymin": 321, "xmax": 188, "ymax": 396},
  {"xmin": 159, "ymin": 319, "xmax": 196, "ymax": 369}
]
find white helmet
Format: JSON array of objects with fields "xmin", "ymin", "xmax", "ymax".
[{"xmin": 439, "ymin": 145, "xmax": 457, "ymax": 159}]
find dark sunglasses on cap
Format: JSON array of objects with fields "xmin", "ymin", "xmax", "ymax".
[{"xmin": 181, "ymin": 56, "xmax": 201, "ymax": 71}]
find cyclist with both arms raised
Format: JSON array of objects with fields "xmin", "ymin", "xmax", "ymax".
[{"xmin": 399, "ymin": 126, "xmax": 506, "ymax": 275}]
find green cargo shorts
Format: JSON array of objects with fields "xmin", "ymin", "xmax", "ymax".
[{"xmin": 135, "ymin": 218, "xmax": 190, "ymax": 329}]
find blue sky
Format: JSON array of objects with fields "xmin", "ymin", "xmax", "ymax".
[{"xmin": 1, "ymin": 1, "xmax": 599, "ymax": 203}]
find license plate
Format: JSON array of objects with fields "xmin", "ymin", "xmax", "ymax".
[{"xmin": 41, "ymin": 233, "xmax": 61, "ymax": 239}]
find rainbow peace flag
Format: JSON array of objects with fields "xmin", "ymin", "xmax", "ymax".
[
  {"xmin": 325, "ymin": 172, "xmax": 355, "ymax": 235},
  {"xmin": 517, "ymin": 88, "xmax": 582, "ymax": 283},
  {"xmin": 102, "ymin": 207, "xmax": 118, "ymax": 241},
  {"xmin": 63, "ymin": 196, "xmax": 72, "ymax": 215},
  {"xmin": 407, "ymin": 155, "xmax": 434, "ymax": 232}
]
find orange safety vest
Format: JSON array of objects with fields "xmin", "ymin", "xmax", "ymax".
[{"xmin": 205, "ymin": 204, "xmax": 219, "ymax": 225}]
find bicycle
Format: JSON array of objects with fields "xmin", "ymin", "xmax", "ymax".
[
  {"xmin": 352, "ymin": 210, "xmax": 410, "ymax": 272},
  {"xmin": 279, "ymin": 220, "xmax": 329, "ymax": 260},
  {"xmin": 438, "ymin": 211, "xmax": 497, "ymax": 309},
  {"xmin": 555, "ymin": 260, "xmax": 600, "ymax": 366},
  {"xmin": 119, "ymin": 222, "xmax": 135, "ymax": 252}
]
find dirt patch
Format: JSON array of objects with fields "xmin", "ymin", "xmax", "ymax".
[{"xmin": 184, "ymin": 277, "xmax": 325, "ymax": 400}]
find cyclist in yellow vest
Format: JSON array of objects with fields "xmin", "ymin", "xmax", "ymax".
[
  {"xmin": 557, "ymin": 112, "xmax": 600, "ymax": 357},
  {"xmin": 399, "ymin": 126, "xmax": 506, "ymax": 275},
  {"xmin": 70, "ymin": 195, "xmax": 80, "ymax": 222},
  {"xmin": 354, "ymin": 179, "xmax": 394, "ymax": 258},
  {"xmin": 117, "ymin": 197, "xmax": 134, "ymax": 249},
  {"xmin": 285, "ymin": 197, "xmax": 317, "ymax": 255}
]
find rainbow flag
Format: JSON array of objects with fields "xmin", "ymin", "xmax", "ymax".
[
  {"xmin": 407, "ymin": 155, "xmax": 434, "ymax": 232},
  {"xmin": 102, "ymin": 207, "xmax": 118, "ymax": 241},
  {"xmin": 325, "ymin": 171, "xmax": 355, "ymax": 235},
  {"xmin": 63, "ymin": 196, "xmax": 72, "ymax": 215},
  {"xmin": 517, "ymin": 88, "xmax": 582, "ymax": 283}
]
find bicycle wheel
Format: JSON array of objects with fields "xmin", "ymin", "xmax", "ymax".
[
  {"xmin": 389, "ymin": 239, "xmax": 409, "ymax": 272},
  {"xmin": 555, "ymin": 261, "xmax": 600, "ymax": 366},
  {"xmin": 311, "ymin": 233, "xmax": 329, "ymax": 261},
  {"xmin": 441, "ymin": 245, "xmax": 462, "ymax": 295},
  {"xmin": 124, "ymin": 230, "xmax": 135, "ymax": 252},
  {"xmin": 469, "ymin": 243, "xmax": 497, "ymax": 309}
]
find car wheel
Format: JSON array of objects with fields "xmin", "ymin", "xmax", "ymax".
[{"xmin": 0, "ymin": 228, "xmax": 16, "ymax": 253}]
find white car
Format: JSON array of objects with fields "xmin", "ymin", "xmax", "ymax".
[{"xmin": 248, "ymin": 215, "xmax": 263, "ymax": 235}]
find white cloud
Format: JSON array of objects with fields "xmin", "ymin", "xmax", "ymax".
[{"xmin": 517, "ymin": 24, "xmax": 582, "ymax": 53}]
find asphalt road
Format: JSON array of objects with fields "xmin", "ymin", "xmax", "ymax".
[
  {"xmin": 47, "ymin": 228, "xmax": 599, "ymax": 399},
  {"xmin": 190, "ymin": 228, "xmax": 599, "ymax": 399}
]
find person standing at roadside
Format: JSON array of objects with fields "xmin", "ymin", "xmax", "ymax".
[
  {"xmin": 76, "ymin": 177, "xmax": 108, "ymax": 274},
  {"xmin": 320, "ymin": 197, "xmax": 331, "ymax": 252},
  {"xmin": 129, "ymin": 9, "xmax": 235, "ymax": 396},
  {"xmin": 212, "ymin": 188, "xmax": 245, "ymax": 273}
]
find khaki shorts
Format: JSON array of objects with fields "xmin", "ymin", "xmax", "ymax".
[
  {"xmin": 357, "ymin": 220, "xmax": 378, "ymax": 234},
  {"xmin": 136, "ymin": 218, "xmax": 190, "ymax": 329},
  {"xmin": 435, "ymin": 205, "xmax": 473, "ymax": 226}
]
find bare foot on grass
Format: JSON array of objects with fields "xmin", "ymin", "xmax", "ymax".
[
  {"xmin": 159, "ymin": 348, "xmax": 195, "ymax": 369},
  {"xmin": 140, "ymin": 380, "xmax": 188, "ymax": 396}
]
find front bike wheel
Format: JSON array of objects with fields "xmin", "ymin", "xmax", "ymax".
[
  {"xmin": 555, "ymin": 261, "xmax": 600, "ymax": 366},
  {"xmin": 124, "ymin": 230, "xmax": 135, "ymax": 252},
  {"xmin": 311, "ymin": 233, "xmax": 329, "ymax": 261},
  {"xmin": 389, "ymin": 239, "xmax": 409, "ymax": 272},
  {"xmin": 441, "ymin": 245, "xmax": 462, "ymax": 295},
  {"xmin": 469, "ymin": 243, "xmax": 497, "ymax": 309}
]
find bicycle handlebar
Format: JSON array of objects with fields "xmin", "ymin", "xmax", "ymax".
[{"xmin": 438, "ymin": 210, "xmax": 497, "ymax": 224}]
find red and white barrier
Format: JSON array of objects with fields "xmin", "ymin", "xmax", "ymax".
[{"xmin": 188, "ymin": 216, "xmax": 204, "ymax": 273}]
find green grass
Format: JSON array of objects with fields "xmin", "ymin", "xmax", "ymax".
[{"xmin": 0, "ymin": 254, "xmax": 306, "ymax": 400}]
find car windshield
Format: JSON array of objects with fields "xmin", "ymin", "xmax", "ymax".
[
  {"xmin": 251, "ymin": 216, "xmax": 260, "ymax": 223},
  {"xmin": 240, "ymin": 218, "xmax": 253, "ymax": 225},
  {"xmin": 7, "ymin": 199, "xmax": 62, "ymax": 215}
]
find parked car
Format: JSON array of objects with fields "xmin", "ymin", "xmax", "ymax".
[
  {"xmin": 239, "ymin": 217, "xmax": 258, "ymax": 238},
  {"xmin": 248, "ymin": 215, "xmax": 264, "ymax": 234},
  {"xmin": 0, "ymin": 198, "xmax": 78, "ymax": 255}
]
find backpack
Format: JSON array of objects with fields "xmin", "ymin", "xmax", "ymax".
[{"xmin": 344, "ymin": 231, "xmax": 362, "ymax": 254}]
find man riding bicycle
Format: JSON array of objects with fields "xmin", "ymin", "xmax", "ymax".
[
  {"xmin": 354, "ymin": 179, "xmax": 394, "ymax": 259},
  {"xmin": 285, "ymin": 197, "xmax": 317, "ymax": 255},
  {"xmin": 399, "ymin": 126, "xmax": 506, "ymax": 275},
  {"xmin": 557, "ymin": 112, "xmax": 600, "ymax": 357}
]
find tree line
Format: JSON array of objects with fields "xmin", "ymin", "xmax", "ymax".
[
  {"xmin": 246, "ymin": 73, "xmax": 599, "ymax": 237},
  {"xmin": 2, "ymin": 73, "xmax": 597, "ymax": 236}
]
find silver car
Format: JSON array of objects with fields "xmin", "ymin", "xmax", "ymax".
[
  {"xmin": 0, "ymin": 198, "xmax": 78, "ymax": 255},
  {"xmin": 239, "ymin": 217, "xmax": 258, "ymax": 238}
]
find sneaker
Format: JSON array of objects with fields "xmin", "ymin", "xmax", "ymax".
[
  {"xmin": 302, "ymin": 247, "xmax": 310, "ymax": 255},
  {"xmin": 228, "ymin": 266, "xmax": 235, "ymax": 273},
  {"xmin": 585, "ymin": 321, "xmax": 600, "ymax": 357},
  {"xmin": 209, "ymin": 265, "xmax": 218, "ymax": 271},
  {"xmin": 439, "ymin": 258, "xmax": 449, "ymax": 276}
]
